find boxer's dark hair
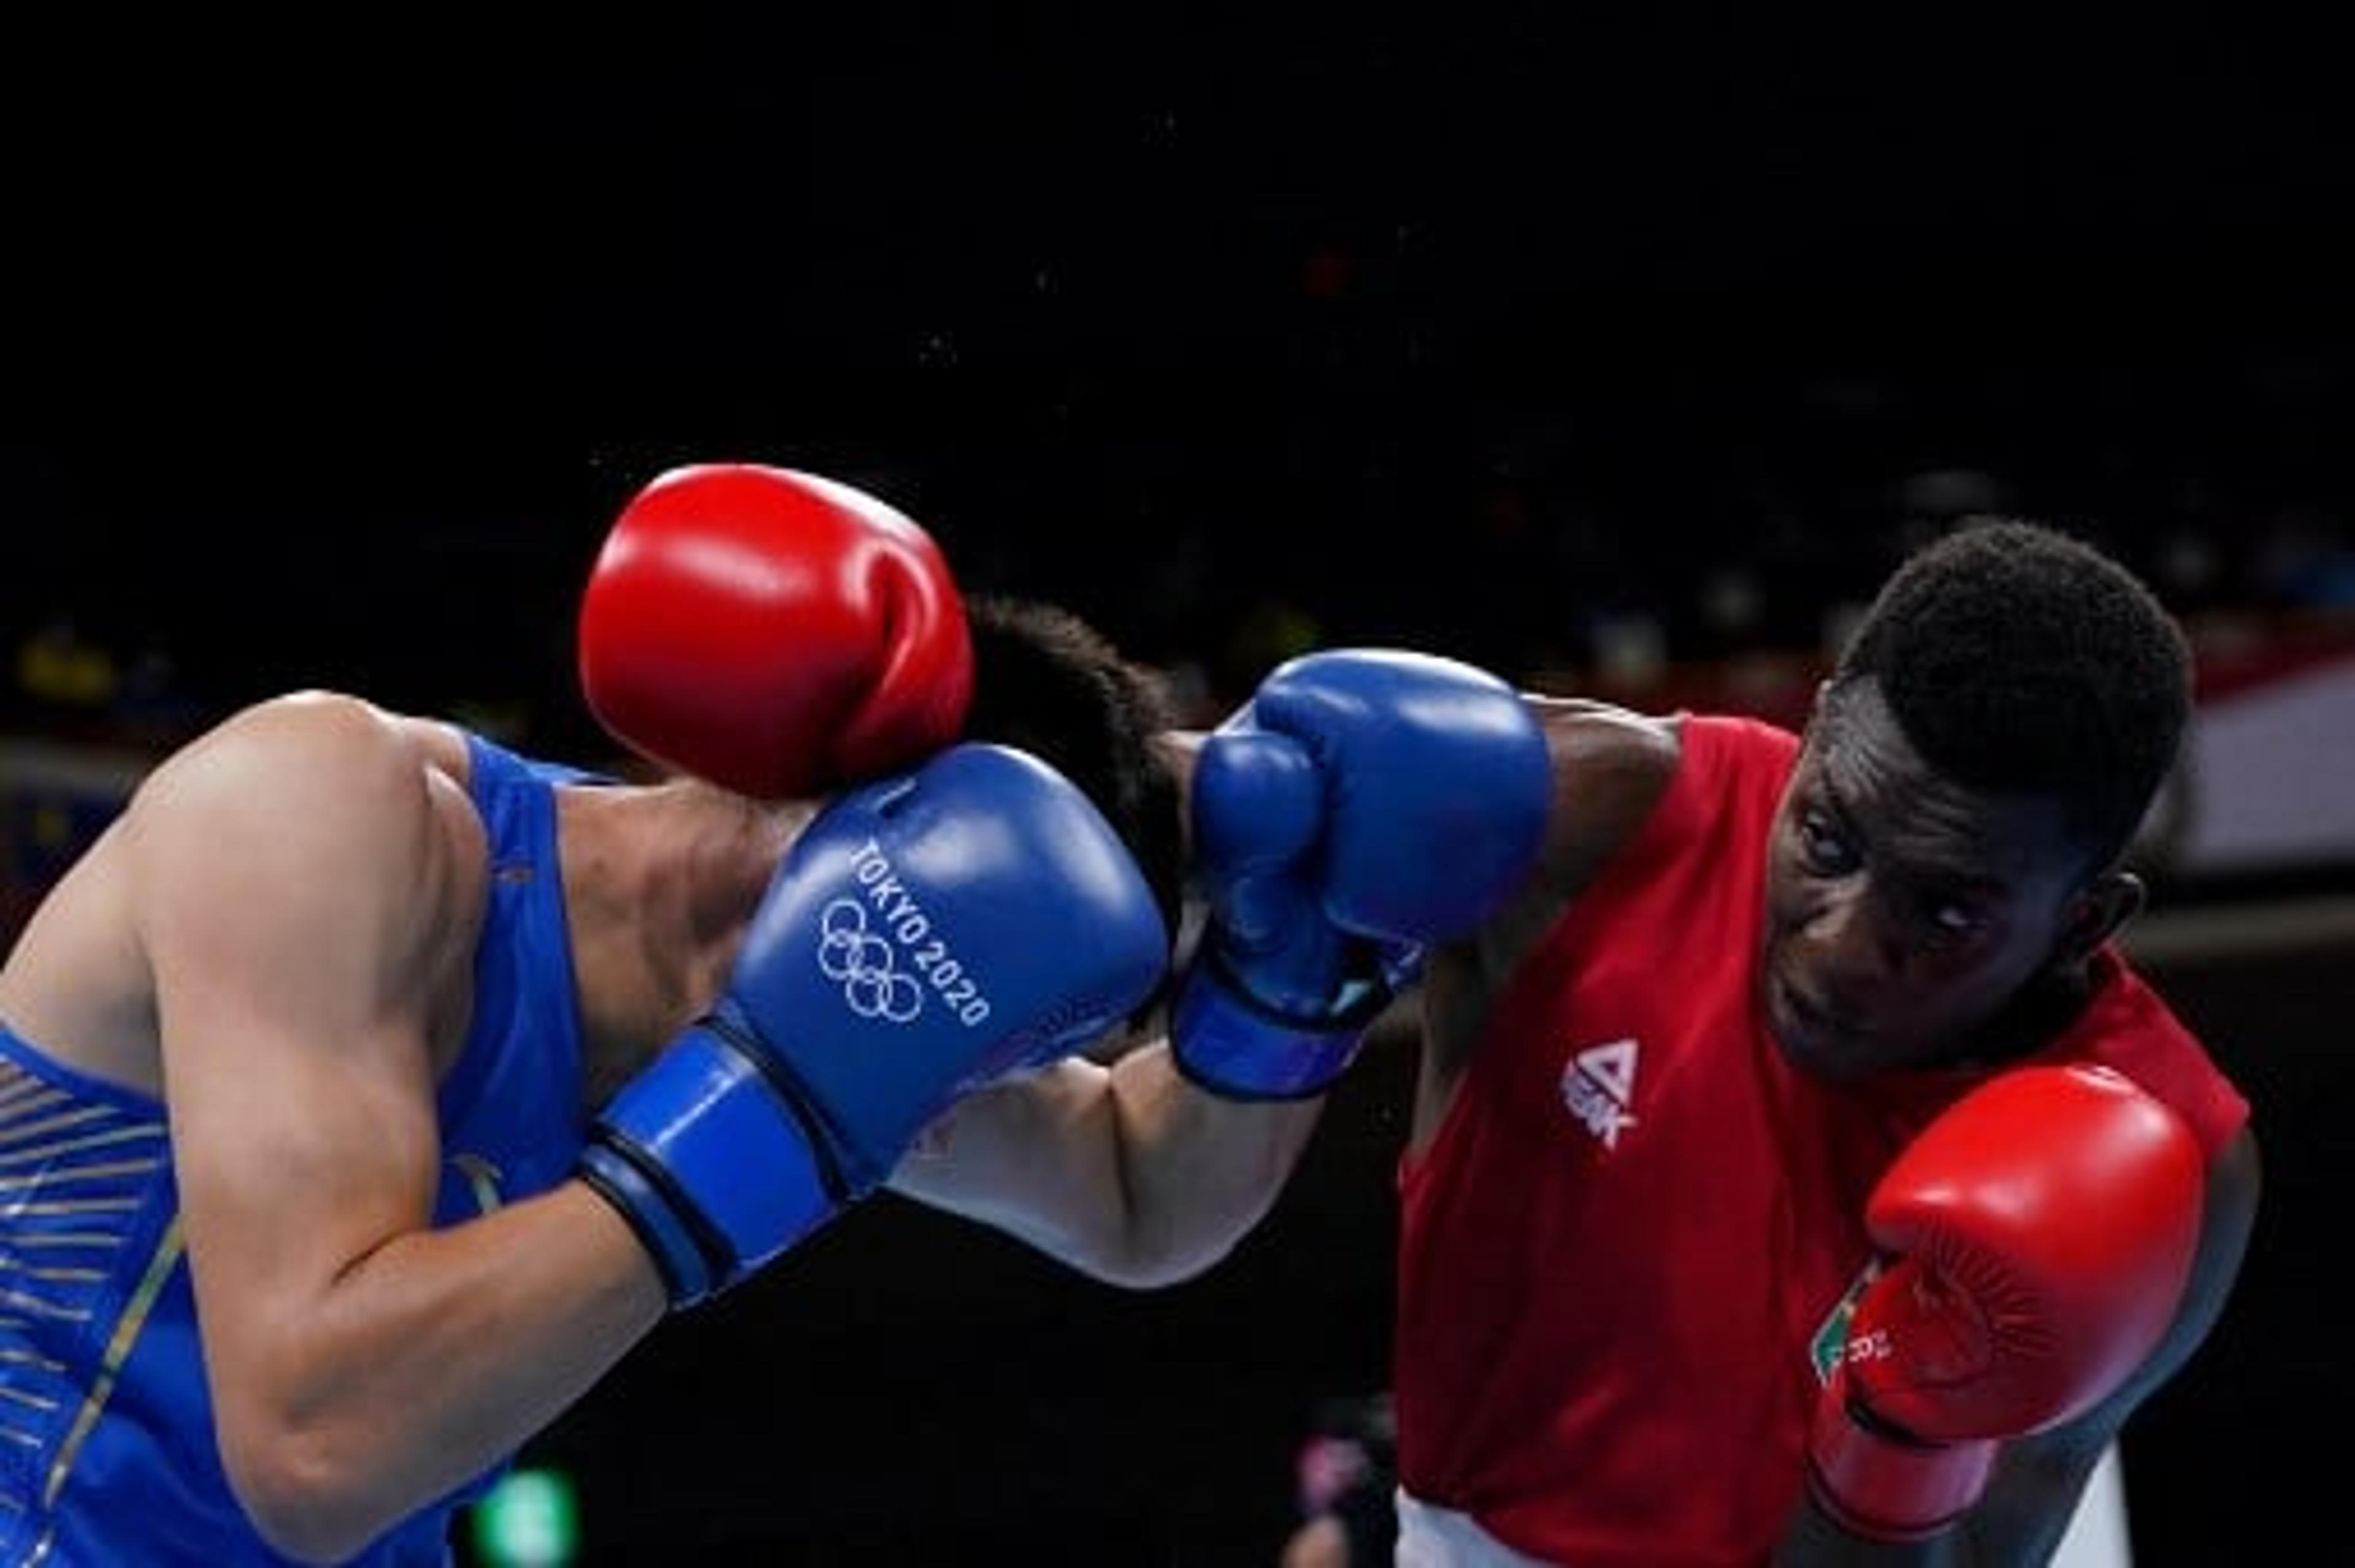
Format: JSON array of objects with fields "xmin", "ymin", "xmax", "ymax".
[
  {"xmin": 959, "ymin": 595, "xmax": 1187, "ymax": 956},
  {"xmin": 1831, "ymin": 516, "xmax": 2192, "ymax": 871}
]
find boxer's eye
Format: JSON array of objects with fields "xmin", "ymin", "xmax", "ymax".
[{"xmin": 1797, "ymin": 810, "xmax": 1857, "ymax": 876}]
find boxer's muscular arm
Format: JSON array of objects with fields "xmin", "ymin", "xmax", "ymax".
[
  {"xmin": 889, "ymin": 724, "xmax": 1326, "ymax": 1286},
  {"xmin": 892, "ymin": 697, "xmax": 1678, "ymax": 1286},
  {"xmin": 129, "ymin": 695, "xmax": 665, "ymax": 1564},
  {"xmin": 887, "ymin": 1044, "xmax": 1326, "ymax": 1288},
  {"xmin": 1414, "ymin": 698, "xmax": 1682, "ymax": 1123}
]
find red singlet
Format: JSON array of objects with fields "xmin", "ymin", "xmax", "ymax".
[{"xmin": 1393, "ymin": 714, "xmax": 2249, "ymax": 1567}]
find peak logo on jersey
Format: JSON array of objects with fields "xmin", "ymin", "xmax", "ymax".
[{"xmin": 1560, "ymin": 1038, "xmax": 1639, "ymax": 1149}]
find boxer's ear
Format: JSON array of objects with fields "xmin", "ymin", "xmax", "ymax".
[{"xmin": 2054, "ymin": 870, "xmax": 2143, "ymax": 968}]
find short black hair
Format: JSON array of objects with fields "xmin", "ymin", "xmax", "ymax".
[
  {"xmin": 1832, "ymin": 516, "xmax": 2192, "ymax": 869},
  {"xmin": 957, "ymin": 595, "xmax": 1187, "ymax": 952}
]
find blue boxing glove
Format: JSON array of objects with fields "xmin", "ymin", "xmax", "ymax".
[
  {"xmin": 1172, "ymin": 650, "xmax": 1550, "ymax": 1100},
  {"xmin": 579, "ymin": 743, "xmax": 1170, "ymax": 1307}
]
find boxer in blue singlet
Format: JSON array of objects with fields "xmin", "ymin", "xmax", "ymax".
[
  {"xmin": 0, "ymin": 734, "xmax": 598, "ymax": 1564},
  {"xmin": 0, "ymin": 464, "xmax": 1545, "ymax": 1564},
  {"xmin": 0, "ymin": 474, "xmax": 1193, "ymax": 1564}
]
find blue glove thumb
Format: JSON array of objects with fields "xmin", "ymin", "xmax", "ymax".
[{"xmin": 1192, "ymin": 726, "xmax": 1352, "ymax": 1018}]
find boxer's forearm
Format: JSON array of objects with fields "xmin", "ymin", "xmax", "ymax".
[
  {"xmin": 888, "ymin": 1044, "xmax": 1322, "ymax": 1288},
  {"xmin": 1103, "ymin": 1039, "xmax": 1327, "ymax": 1282},
  {"xmin": 220, "ymin": 1184, "xmax": 663, "ymax": 1562}
]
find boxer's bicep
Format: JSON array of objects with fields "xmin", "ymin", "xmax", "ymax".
[
  {"xmin": 1527, "ymin": 702, "xmax": 1683, "ymax": 899},
  {"xmin": 127, "ymin": 700, "xmax": 451, "ymax": 1426}
]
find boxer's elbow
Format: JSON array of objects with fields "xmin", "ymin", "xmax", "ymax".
[
  {"xmin": 220, "ymin": 1414, "xmax": 399, "ymax": 1565},
  {"xmin": 1088, "ymin": 1168, "xmax": 1289, "ymax": 1291},
  {"xmin": 973, "ymin": 1178, "xmax": 1242, "ymax": 1290}
]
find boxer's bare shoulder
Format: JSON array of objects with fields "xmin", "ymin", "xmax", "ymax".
[
  {"xmin": 1488, "ymin": 699, "xmax": 1682, "ymax": 956},
  {"xmin": 0, "ymin": 691, "xmax": 488, "ymax": 1097},
  {"xmin": 1411, "ymin": 702, "xmax": 1682, "ymax": 1127}
]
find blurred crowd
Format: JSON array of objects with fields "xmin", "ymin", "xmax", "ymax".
[{"xmin": 5, "ymin": 352, "xmax": 2353, "ymax": 762}]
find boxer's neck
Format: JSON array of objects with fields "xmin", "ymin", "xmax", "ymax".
[{"xmin": 559, "ymin": 778, "xmax": 811, "ymax": 1107}]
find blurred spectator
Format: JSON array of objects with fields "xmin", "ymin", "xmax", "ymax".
[
  {"xmin": 17, "ymin": 618, "xmax": 118, "ymax": 711},
  {"xmin": 1279, "ymin": 1394, "xmax": 1397, "ymax": 1568}
]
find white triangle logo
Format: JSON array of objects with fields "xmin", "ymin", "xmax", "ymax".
[
  {"xmin": 1561, "ymin": 1038, "xmax": 1640, "ymax": 1149},
  {"xmin": 1575, "ymin": 1039, "xmax": 1638, "ymax": 1103}
]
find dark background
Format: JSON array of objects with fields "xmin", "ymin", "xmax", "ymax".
[
  {"xmin": 4, "ymin": 9, "xmax": 2349, "ymax": 1563},
  {"xmin": 9, "ymin": 9, "xmax": 2354, "ymax": 736}
]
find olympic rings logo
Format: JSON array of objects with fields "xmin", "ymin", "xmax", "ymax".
[{"xmin": 817, "ymin": 898, "xmax": 925, "ymax": 1023}]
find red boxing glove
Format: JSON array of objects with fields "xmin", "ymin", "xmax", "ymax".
[
  {"xmin": 578, "ymin": 464, "xmax": 974, "ymax": 798},
  {"xmin": 1807, "ymin": 1064, "xmax": 2205, "ymax": 1542}
]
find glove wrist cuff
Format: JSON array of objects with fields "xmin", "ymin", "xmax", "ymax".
[
  {"xmin": 580, "ymin": 1024, "xmax": 840, "ymax": 1308},
  {"xmin": 1806, "ymin": 1377, "xmax": 1995, "ymax": 1542},
  {"xmin": 1168, "ymin": 957, "xmax": 1377, "ymax": 1100},
  {"xmin": 578, "ymin": 1141, "xmax": 722, "ymax": 1309}
]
